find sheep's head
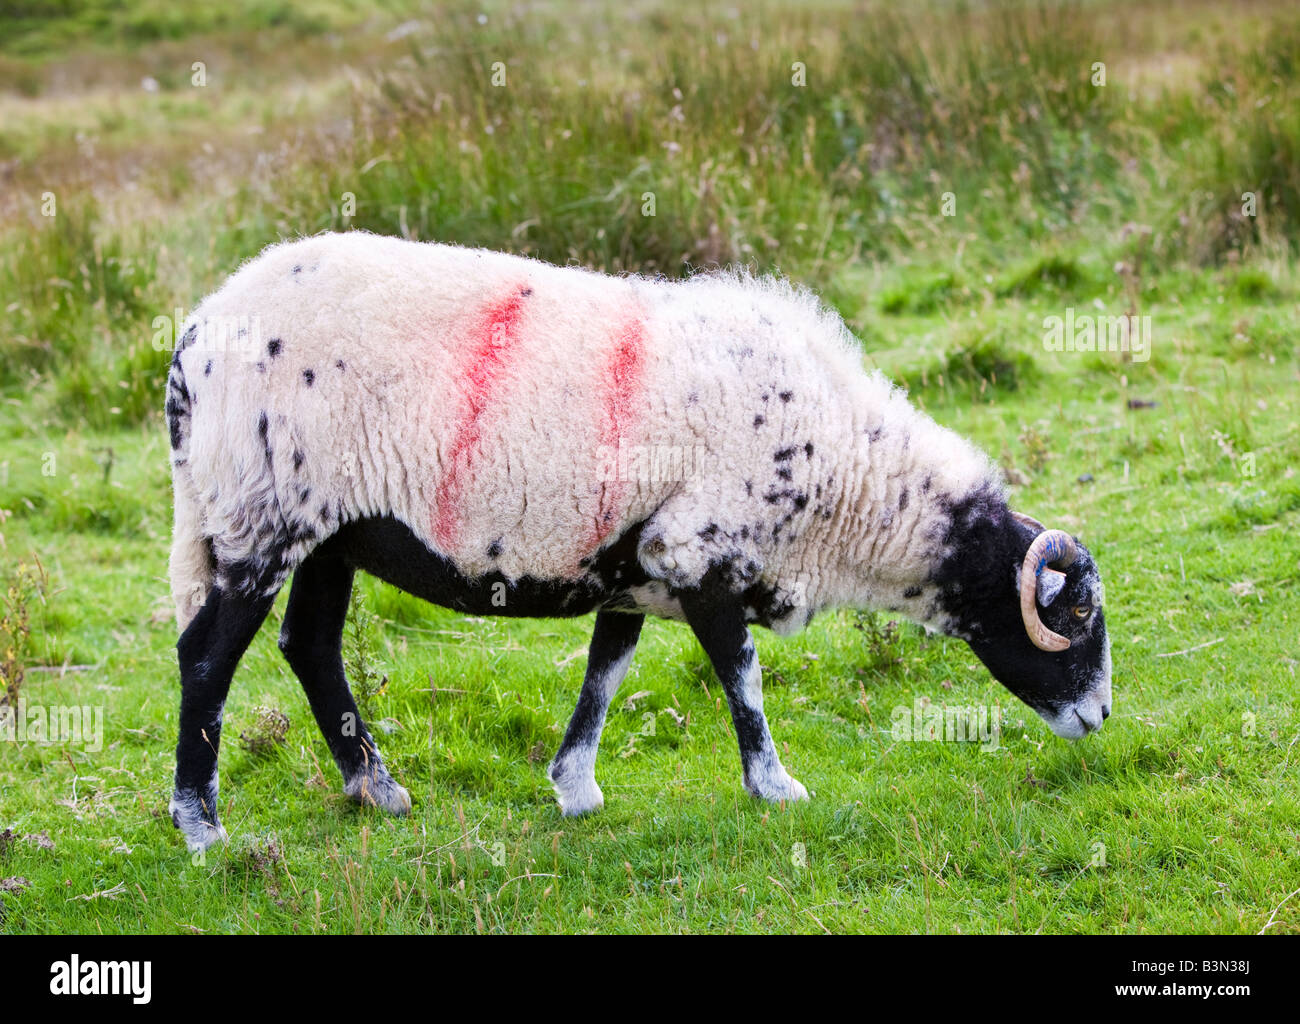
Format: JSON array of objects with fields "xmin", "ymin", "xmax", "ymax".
[{"xmin": 936, "ymin": 508, "xmax": 1112, "ymax": 739}]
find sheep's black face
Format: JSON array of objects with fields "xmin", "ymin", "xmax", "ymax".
[
  {"xmin": 967, "ymin": 546, "xmax": 1112, "ymax": 738},
  {"xmin": 935, "ymin": 508, "xmax": 1112, "ymax": 739}
]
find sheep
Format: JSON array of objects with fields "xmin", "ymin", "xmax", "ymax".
[{"xmin": 164, "ymin": 231, "xmax": 1112, "ymax": 850}]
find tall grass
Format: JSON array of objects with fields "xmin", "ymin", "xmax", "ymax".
[
  {"xmin": 0, "ymin": 0, "xmax": 366, "ymax": 57},
  {"xmin": 1, "ymin": 0, "xmax": 1299, "ymax": 434},
  {"xmin": 1, "ymin": 201, "xmax": 163, "ymax": 427}
]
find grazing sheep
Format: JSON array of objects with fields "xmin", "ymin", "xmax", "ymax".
[{"xmin": 165, "ymin": 231, "xmax": 1111, "ymax": 850}]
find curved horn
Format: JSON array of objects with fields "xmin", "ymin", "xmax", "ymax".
[
  {"xmin": 1019, "ymin": 528, "xmax": 1078, "ymax": 652},
  {"xmin": 1011, "ymin": 511, "xmax": 1047, "ymax": 532}
]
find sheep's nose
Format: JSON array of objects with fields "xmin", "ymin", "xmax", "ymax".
[
  {"xmin": 1101, "ymin": 704, "xmax": 1111, "ymax": 720},
  {"xmin": 1074, "ymin": 703, "xmax": 1104, "ymax": 734}
]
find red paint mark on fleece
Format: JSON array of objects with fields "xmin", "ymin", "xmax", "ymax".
[
  {"xmin": 432, "ymin": 287, "xmax": 530, "ymax": 549},
  {"xmin": 587, "ymin": 309, "xmax": 646, "ymax": 554}
]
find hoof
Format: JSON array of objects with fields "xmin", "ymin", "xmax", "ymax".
[
  {"xmin": 170, "ymin": 789, "xmax": 229, "ymax": 853},
  {"xmin": 344, "ymin": 770, "xmax": 412, "ymax": 815},
  {"xmin": 548, "ymin": 761, "xmax": 604, "ymax": 816},
  {"xmin": 745, "ymin": 765, "xmax": 810, "ymax": 805}
]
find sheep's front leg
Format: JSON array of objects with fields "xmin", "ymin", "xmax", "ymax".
[
  {"xmin": 679, "ymin": 590, "xmax": 808, "ymax": 805},
  {"xmin": 548, "ymin": 610, "xmax": 643, "ymax": 815}
]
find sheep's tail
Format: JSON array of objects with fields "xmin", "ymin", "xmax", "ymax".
[{"xmin": 166, "ymin": 331, "xmax": 213, "ymax": 632}]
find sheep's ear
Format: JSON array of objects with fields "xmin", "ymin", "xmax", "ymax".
[{"xmin": 1036, "ymin": 568, "xmax": 1067, "ymax": 608}]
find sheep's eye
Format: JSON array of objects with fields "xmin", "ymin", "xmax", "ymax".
[{"xmin": 1072, "ymin": 605, "xmax": 1091, "ymax": 620}]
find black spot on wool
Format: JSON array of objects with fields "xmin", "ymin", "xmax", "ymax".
[
  {"xmin": 774, "ymin": 447, "xmax": 797, "ymax": 462},
  {"xmin": 267, "ymin": 338, "xmax": 282, "ymax": 358},
  {"xmin": 753, "ymin": 415, "xmax": 765, "ymax": 428},
  {"xmin": 166, "ymin": 396, "xmax": 185, "ymax": 449},
  {"xmin": 302, "ymin": 369, "xmax": 315, "ymax": 387},
  {"xmin": 778, "ymin": 390, "xmax": 793, "ymax": 402},
  {"xmin": 762, "ymin": 486, "xmax": 809, "ymax": 511},
  {"xmin": 257, "ymin": 411, "xmax": 272, "ymax": 467}
]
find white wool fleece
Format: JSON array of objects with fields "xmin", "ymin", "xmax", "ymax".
[{"xmin": 168, "ymin": 231, "xmax": 999, "ymax": 631}]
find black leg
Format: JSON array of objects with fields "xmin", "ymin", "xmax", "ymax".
[
  {"xmin": 278, "ymin": 551, "xmax": 410, "ymax": 815},
  {"xmin": 548, "ymin": 610, "xmax": 644, "ymax": 815},
  {"xmin": 678, "ymin": 589, "xmax": 808, "ymax": 804},
  {"xmin": 171, "ymin": 580, "xmax": 278, "ymax": 852}
]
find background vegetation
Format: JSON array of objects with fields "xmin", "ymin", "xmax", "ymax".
[{"xmin": 1, "ymin": 0, "xmax": 1297, "ymax": 933}]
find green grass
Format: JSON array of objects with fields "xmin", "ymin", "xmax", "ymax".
[
  {"xmin": 1, "ymin": 0, "xmax": 1299, "ymax": 934},
  {"xmin": 0, "ymin": 0, "xmax": 379, "ymax": 58}
]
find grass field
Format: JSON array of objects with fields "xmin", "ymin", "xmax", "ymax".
[{"xmin": 1, "ymin": 0, "xmax": 1298, "ymax": 934}]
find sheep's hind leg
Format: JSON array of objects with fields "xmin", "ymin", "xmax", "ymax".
[
  {"xmin": 548, "ymin": 610, "xmax": 644, "ymax": 815},
  {"xmin": 679, "ymin": 589, "xmax": 808, "ymax": 805},
  {"xmin": 278, "ymin": 550, "xmax": 410, "ymax": 816},
  {"xmin": 171, "ymin": 575, "xmax": 279, "ymax": 853}
]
